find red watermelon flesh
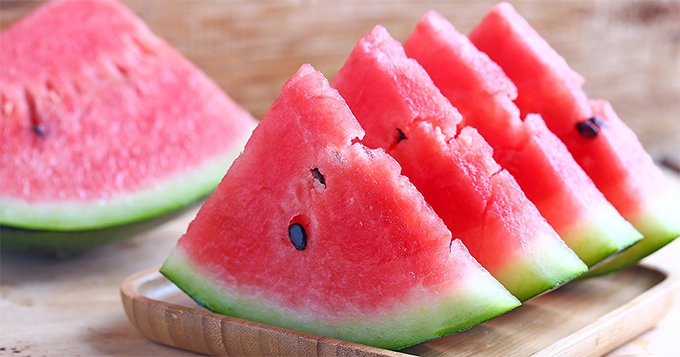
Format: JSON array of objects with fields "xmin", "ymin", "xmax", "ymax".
[
  {"xmin": 403, "ymin": 11, "xmax": 641, "ymax": 268},
  {"xmin": 332, "ymin": 26, "xmax": 586, "ymax": 301},
  {"xmin": 469, "ymin": 2, "xmax": 680, "ymax": 275},
  {"xmin": 160, "ymin": 64, "xmax": 520, "ymax": 350},
  {"xmin": 0, "ymin": 0, "xmax": 257, "ymax": 236}
]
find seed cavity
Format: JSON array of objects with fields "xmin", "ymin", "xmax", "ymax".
[
  {"xmin": 311, "ymin": 167, "xmax": 326, "ymax": 187},
  {"xmin": 24, "ymin": 88, "xmax": 46, "ymax": 138},
  {"xmin": 396, "ymin": 128, "xmax": 407, "ymax": 143},
  {"xmin": 288, "ymin": 222, "xmax": 307, "ymax": 250},
  {"xmin": 115, "ymin": 61, "xmax": 130, "ymax": 78}
]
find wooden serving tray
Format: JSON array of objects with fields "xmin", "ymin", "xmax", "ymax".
[{"xmin": 121, "ymin": 265, "xmax": 677, "ymax": 357}]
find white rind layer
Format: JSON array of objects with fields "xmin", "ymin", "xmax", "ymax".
[{"xmin": 160, "ymin": 241, "xmax": 521, "ymax": 350}]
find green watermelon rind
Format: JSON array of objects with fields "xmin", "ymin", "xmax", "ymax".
[
  {"xmin": 494, "ymin": 233, "xmax": 587, "ymax": 301},
  {"xmin": 0, "ymin": 204, "xmax": 194, "ymax": 256},
  {"xmin": 160, "ymin": 248, "xmax": 521, "ymax": 351},
  {"xmin": 516, "ymin": 116, "xmax": 644, "ymax": 268},
  {"xmin": 0, "ymin": 131, "xmax": 251, "ymax": 232},
  {"xmin": 556, "ymin": 202, "xmax": 642, "ymax": 267},
  {"xmin": 582, "ymin": 198, "xmax": 680, "ymax": 277}
]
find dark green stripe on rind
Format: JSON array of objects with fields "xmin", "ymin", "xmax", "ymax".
[{"xmin": 160, "ymin": 248, "xmax": 521, "ymax": 350}]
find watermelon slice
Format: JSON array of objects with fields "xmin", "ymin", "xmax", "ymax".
[
  {"xmin": 160, "ymin": 64, "xmax": 520, "ymax": 350},
  {"xmin": 402, "ymin": 11, "xmax": 642, "ymax": 268},
  {"xmin": 332, "ymin": 26, "xmax": 587, "ymax": 301},
  {"xmin": 468, "ymin": 2, "xmax": 680, "ymax": 275},
  {"xmin": 0, "ymin": 0, "xmax": 257, "ymax": 254}
]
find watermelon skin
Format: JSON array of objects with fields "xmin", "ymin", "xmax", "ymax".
[
  {"xmin": 1, "ymin": 204, "xmax": 193, "ymax": 257},
  {"xmin": 332, "ymin": 26, "xmax": 586, "ymax": 301},
  {"xmin": 469, "ymin": 2, "xmax": 680, "ymax": 275},
  {"xmin": 0, "ymin": 0, "xmax": 257, "ymax": 252},
  {"xmin": 161, "ymin": 64, "xmax": 520, "ymax": 350},
  {"xmin": 403, "ymin": 11, "xmax": 642, "ymax": 267}
]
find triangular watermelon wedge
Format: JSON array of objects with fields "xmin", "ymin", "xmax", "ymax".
[
  {"xmin": 160, "ymin": 64, "xmax": 520, "ymax": 350},
  {"xmin": 0, "ymin": 0, "xmax": 257, "ymax": 255},
  {"xmin": 402, "ymin": 11, "xmax": 642, "ymax": 268},
  {"xmin": 332, "ymin": 26, "xmax": 587, "ymax": 301},
  {"xmin": 469, "ymin": 2, "xmax": 680, "ymax": 276}
]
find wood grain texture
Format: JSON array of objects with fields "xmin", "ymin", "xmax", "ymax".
[
  {"xmin": 120, "ymin": 267, "xmax": 406, "ymax": 357},
  {"xmin": 1, "ymin": 0, "xmax": 678, "ymax": 159},
  {"xmin": 120, "ymin": 265, "xmax": 678, "ymax": 357},
  {"xmin": 2, "ymin": 1, "xmax": 679, "ymax": 356}
]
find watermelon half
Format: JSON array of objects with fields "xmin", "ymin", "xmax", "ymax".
[
  {"xmin": 332, "ymin": 26, "xmax": 587, "ymax": 301},
  {"xmin": 469, "ymin": 2, "xmax": 680, "ymax": 275},
  {"xmin": 0, "ymin": 0, "xmax": 257, "ymax": 255},
  {"xmin": 160, "ymin": 64, "xmax": 520, "ymax": 350},
  {"xmin": 403, "ymin": 11, "xmax": 642, "ymax": 268}
]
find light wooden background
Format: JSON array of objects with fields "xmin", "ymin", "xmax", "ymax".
[
  {"xmin": 1, "ymin": 1, "xmax": 680, "ymax": 356},
  {"xmin": 2, "ymin": 0, "xmax": 679, "ymax": 162}
]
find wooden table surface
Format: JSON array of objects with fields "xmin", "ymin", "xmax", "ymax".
[
  {"xmin": 1, "ymin": 0, "xmax": 678, "ymax": 161},
  {"xmin": 1, "ymin": 0, "xmax": 679, "ymax": 356},
  {"xmin": 1, "ymin": 170, "xmax": 679, "ymax": 356}
]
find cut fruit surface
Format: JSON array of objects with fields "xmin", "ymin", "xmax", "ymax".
[
  {"xmin": 403, "ymin": 10, "xmax": 641, "ymax": 267},
  {"xmin": 161, "ymin": 64, "xmax": 520, "ymax": 350},
  {"xmin": 332, "ymin": 25, "xmax": 586, "ymax": 300},
  {"xmin": 469, "ymin": 2, "xmax": 680, "ymax": 275},
  {"xmin": 0, "ymin": 0, "xmax": 257, "ymax": 253}
]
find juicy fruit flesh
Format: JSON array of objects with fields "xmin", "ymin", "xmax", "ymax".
[
  {"xmin": 401, "ymin": 9, "xmax": 641, "ymax": 268},
  {"xmin": 390, "ymin": 124, "xmax": 586, "ymax": 300},
  {"xmin": 0, "ymin": 141, "xmax": 248, "ymax": 231},
  {"xmin": 331, "ymin": 25, "xmax": 586, "ymax": 301},
  {"xmin": 161, "ymin": 64, "xmax": 520, "ymax": 350},
  {"xmin": 468, "ymin": 3, "xmax": 591, "ymax": 139},
  {"xmin": 468, "ymin": 2, "xmax": 680, "ymax": 274},
  {"xmin": 580, "ymin": 101, "xmax": 680, "ymax": 276},
  {"xmin": 0, "ymin": 0, "xmax": 258, "ymax": 231},
  {"xmin": 179, "ymin": 143, "xmax": 466, "ymax": 313}
]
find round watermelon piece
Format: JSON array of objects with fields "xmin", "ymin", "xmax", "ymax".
[
  {"xmin": 160, "ymin": 64, "xmax": 521, "ymax": 350},
  {"xmin": 402, "ymin": 11, "xmax": 642, "ymax": 268},
  {"xmin": 468, "ymin": 2, "xmax": 680, "ymax": 276},
  {"xmin": 331, "ymin": 26, "xmax": 587, "ymax": 301},
  {"xmin": 0, "ymin": 0, "xmax": 257, "ymax": 255}
]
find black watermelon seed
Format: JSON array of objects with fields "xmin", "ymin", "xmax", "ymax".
[
  {"xmin": 588, "ymin": 116, "xmax": 608, "ymax": 128},
  {"xmin": 311, "ymin": 168, "xmax": 326, "ymax": 187},
  {"xmin": 288, "ymin": 223, "xmax": 307, "ymax": 250},
  {"xmin": 396, "ymin": 128, "xmax": 407, "ymax": 143},
  {"xmin": 576, "ymin": 120, "xmax": 599, "ymax": 139},
  {"xmin": 33, "ymin": 124, "xmax": 46, "ymax": 137}
]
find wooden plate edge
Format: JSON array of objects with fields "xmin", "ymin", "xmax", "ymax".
[
  {"xmin": 535, "ymin": 264, "xmax": 678, "ymax": 357},
  {"xmin": 120, "ymin": 265, "xmax": 677, "ymax": 357},
  {"xmin": 120, "ymin": 266, "xmax": 407, "ymax": 357}
]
